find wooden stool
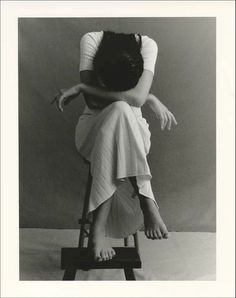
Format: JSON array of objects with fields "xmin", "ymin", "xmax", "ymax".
[{"xmin": 61, "ymin": 165, "xmax": 141, "ymax": 280}]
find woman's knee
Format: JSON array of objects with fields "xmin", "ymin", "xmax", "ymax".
[{"xmin": 109, "ymin": 101, "xmax": 131, "ymax": 115}]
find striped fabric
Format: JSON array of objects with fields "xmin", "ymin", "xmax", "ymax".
[{"xmin": 75, "ymin": 101, "xmax": 158, "ymax": 238}]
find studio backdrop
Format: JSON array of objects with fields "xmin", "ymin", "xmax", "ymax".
[{"xmin": 19, "ymin": 18, "xmax": 216, "ymax": 232}]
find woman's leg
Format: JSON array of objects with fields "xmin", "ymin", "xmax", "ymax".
[
  {"xmin": 129, "ymin": 177, "xmax": 169, "ymax": 240},
  {"xmin": 89, "ymin": 197, "xmax": 116, "ymax": 262}
]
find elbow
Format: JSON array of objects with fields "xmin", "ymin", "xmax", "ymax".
[{"xmin": 130, "ymin": 96, "xmax": 146, "ymax": 107}]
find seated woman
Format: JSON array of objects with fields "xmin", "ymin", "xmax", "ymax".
[{"xmin": 52, "ymin": 30, "xmax": 177, "ymax": 262}]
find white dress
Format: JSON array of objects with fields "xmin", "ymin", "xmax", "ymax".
[{"xmin": 75, "ymin": 31, "xmax": 158, "ymax": 238}]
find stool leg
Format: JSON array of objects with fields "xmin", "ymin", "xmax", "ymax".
[
  {"xmin": 63, "ymin": 269, "xmax": 77, "ymax": 280},
  {"xmin": 78, "ymin": 169, "xmax": 92, "ymax": 248},
  {"xmin": 133, "ymin": 232, "xmax": 140, "ymax": 254},
  {"xmin": 124, "ymin": 237, "xmax": 129, "ymax": 247},
  {"xmin": 124, "ymin": 268, "xmax": 136, "ymax": 280}
]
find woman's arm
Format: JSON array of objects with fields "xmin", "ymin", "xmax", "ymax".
[
  {"xmin": 51, "ymin": 84, "xmax": 83, "ymax": 112},
  {"xmin": 51, "ymin": 67, "xmax": 153, "ymax": 112},
  {"xmin": 80, "ymin": 69, "xmax": 154, "ymax": 108},
  {"xmin": 80, "ymin": 70, "xmax": 114, "ymax": 109}
]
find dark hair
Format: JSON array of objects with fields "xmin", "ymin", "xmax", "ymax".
[{"xmin": 93, "ymin": 31, "xmax": 143, "ymax": 91}]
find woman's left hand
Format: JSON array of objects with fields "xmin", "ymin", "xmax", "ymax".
[
  {"xmin": 148, "ymin": 95, "xmax": 177, "ymax": 130},
  {"xmin": 51, "ymin": 85, "xmax": 82, "ymax": 112}
]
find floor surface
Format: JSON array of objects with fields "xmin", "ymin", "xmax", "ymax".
[{"xmin": 20, "ymin": 229, "xmax": 216, "ymax": 280}]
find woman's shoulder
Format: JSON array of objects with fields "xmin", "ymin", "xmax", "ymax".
[
  {"xmin": 138, "ymin": 35, "xmax": 158, "ymax": 73},
  {"xmin": 81, "ymin": 31, "xmax": 104, "ymax": 45},
  {"xmin": 140, "ymin": 34, "xmax": 158, "ymax": 51}
]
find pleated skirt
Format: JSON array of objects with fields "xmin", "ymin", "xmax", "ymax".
[{"xmin": 75, "ymin": 101, "xmax": 158, "ymax": 238}]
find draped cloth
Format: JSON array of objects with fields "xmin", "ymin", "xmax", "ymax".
[{"xmin": 75, "ymin": 101, "xmax": 158, "ymax": 238}]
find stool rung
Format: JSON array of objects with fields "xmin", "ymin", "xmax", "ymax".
[{"xmin": 82, "ymin": 229, "xmax": 90, "ymax": 237}]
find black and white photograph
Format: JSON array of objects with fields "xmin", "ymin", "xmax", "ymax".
[
  {"xmin": 1, "ymin": 1, "xmax": 235, "ymax": 297},
  {"xmin": 18, "ymin": 16, "xmax": 216, "ymax": 281}
]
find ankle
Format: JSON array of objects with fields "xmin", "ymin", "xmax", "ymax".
[
  {"xmin": 140, "ymin": 197, "xmax": 158, "ymax": 214},
  {"xmin": 91, "ymin": 220, "xmax": 106, "ymax": 233}
]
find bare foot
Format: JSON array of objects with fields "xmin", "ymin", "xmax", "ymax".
[
  {"xmin": 140, "ymin": 198, "xmax": 169, "ymax": 240},
  {"xmin": 89, "ymin": 225, "xmax": 116, "ymax": 262}
]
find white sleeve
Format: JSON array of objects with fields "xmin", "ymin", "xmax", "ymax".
[
  {"xmin": 79, "ymin": 32, "xmax": 102, "ymax": 72},
  {"xmin": 141, "ymin": 36, "xmax": 158, "ymax": 74}
]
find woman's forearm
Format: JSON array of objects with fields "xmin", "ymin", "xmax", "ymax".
[
  {"xmin": 62, "ymin": 83, "xmax": 161, "ymax": 109},
  {"xmin": 80, "ymin": 69, "xmax": 154, "ymax": 107},
  {"xmin": 145, "ymin": 93, "xmax": 163, "ymax": 107},
  {"xmin": 80, "ymin": 83, "xmax": 142, "ymax": 107},
  {"xmin": 80, "ymin": 82, "xmax": 151, "ymax": 107},
  {"xmin": 62, "ymin": 84, "xmax": 81, "ymax": 97}
]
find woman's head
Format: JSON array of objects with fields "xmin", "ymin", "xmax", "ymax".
[{"xmin": 93, "ymin": 31, "xmax": 143, "ymax": 91}]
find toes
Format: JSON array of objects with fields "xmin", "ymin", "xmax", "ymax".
[
  {"xmin": 104, "ymin": 251, "xmax": 109, "ymax": 261},
  {"xmin": 163, "ymin": 232, "xmax": 169, "ymax": 239},
  {"xmin": 148, "ymin": 230, "xmax": 152, "ymax": 239},
  {"xmin": 100, "ymin": 250, "xmax": 106, "ymax": 261},
  {"xmin": 103, "ymin": 250, "xmax": 112, "ymax": 261},
  {"xmin": 111, "ymin": 248, "xmax": 116, "ymax": 257},
  {"xmin": 95, "ymin": 248, "xmax": 115, "ymax": 262},
  {"xmin": 145, "ymin": 230, "xmax": 151, "ymax": 239},
  {"xmin": 146, "ymin": 227, "xmax": 169, "ymax": 240},
  {"xmin": 157, "ymin": 229, "xmax": 163, "ymax": 239},
  {"xmin": 94, "ymin": 248, "xmax": 102, "ymax": 262},
  {"xmin": 161, "ymin": 226, "xmax": 169, "ymax": 239},
  {"xmin": 150, "ymin": 230, "xmax": 155, "ymax": 240},
  {"xmin": 153, "ymin": 230, "xmax": 159, "ymax": 240},
  {"xmin": 95, "ymin": 252, "xmax": 102, "ymax": 262},
  {"xmin": 108, "ymin": 250, "xmax": 113, "ymax": 260}
]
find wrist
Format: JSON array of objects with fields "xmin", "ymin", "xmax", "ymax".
[
  {"xmin": 146, "ymin": 94, "xmax": 158, "ymax": 106},
  {"xmin": 75, "ymin": 83, "xmax": 84, "ymax": 93}
]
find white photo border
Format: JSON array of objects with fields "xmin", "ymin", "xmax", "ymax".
[{"xmin": 1, "ymin": 1, "xmax": 235, "ymax": 297}]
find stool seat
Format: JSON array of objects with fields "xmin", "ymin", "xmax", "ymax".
[{"xmin": 61, "ymin": 247, "xmax": 141, "ymax": 270}]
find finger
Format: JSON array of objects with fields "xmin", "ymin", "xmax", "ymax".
[
  {"xmin": 58, "ymin": 98, "xmax": 64, "ymax": 112},
  {"xmin": 170, "ymin": 112, "xmax": 178, "ymax": 125},
  {"xmin": 160, "ymin": 117, "xmax": 165, "ymax": 130},
  {"xmin": 51, "ymin": 89, "xmax": 64, "ymax": 105},
  {"xmin": 56, "ymin": 104, "xmax": 63, "ymax": 113},
  {"xmin": 167, "ymin": 113, "xmax": 172, "ymax": 130},
  {"xmin": 57, "ymin": 102, "xmax": 63, "ymax": 112},
  {"xmin": 51, "ymin": 93, "xmax": 60, "ymax": 105},
  {"xmin": 163, "ymin": 114, "xmax": 168, "ymax": 130}
]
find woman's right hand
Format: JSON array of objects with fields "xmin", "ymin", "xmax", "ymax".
[
  {"xmin": 51, "ymin": 85, "xmax": 82, "ymax": 112},
  {"xmin": 147, "ymin": 94, "xmax": 177, "ymax": 130}
]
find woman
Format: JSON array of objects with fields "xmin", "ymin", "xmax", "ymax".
[{"xmin": 52, "ymin": 30, "xmax": 177, "ymax": 262}]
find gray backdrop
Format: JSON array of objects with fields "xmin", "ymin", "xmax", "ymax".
[{"xmin": 19, "ymin": 18, "xmax": 216, "ymax": 232}]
